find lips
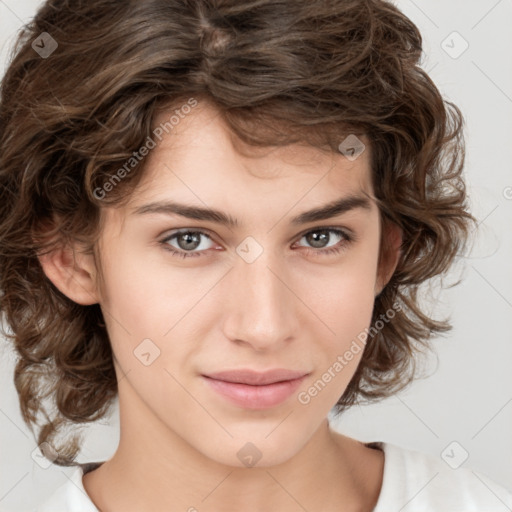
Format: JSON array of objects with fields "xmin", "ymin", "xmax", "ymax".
[
  {"xmin": 204, "ymin": 369, "xmax": 309, "ymax": 385},
  {"xmin": 202, "ymin": 368, "xmax": 309, "ymax": 409}
]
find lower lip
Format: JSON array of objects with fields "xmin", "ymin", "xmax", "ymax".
[{"xmin": 202, "ymin": 375, "xmax": 307, "ymax": 409}]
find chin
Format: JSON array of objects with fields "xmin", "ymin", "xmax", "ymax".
[{"xmin": 196, "ymin": 428, "xmax": 310, "ymax": 469}]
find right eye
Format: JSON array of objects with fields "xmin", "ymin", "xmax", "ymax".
[{"xmin": 160, "ymin": 229, "xmax": 218, "ymax": 259}]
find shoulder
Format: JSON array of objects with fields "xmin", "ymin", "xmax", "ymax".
[
  {"xmin": 371, "ymin": 441, "xmax": 512, "ymax": 512},
  {"xmin": 34, "ymin": 462, "xmax": 102, "ymax": 512}
]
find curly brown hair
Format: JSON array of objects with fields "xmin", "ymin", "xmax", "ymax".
[{"xmin": 0, "ymin": 0, "xmax": 473, "ymax": 466}]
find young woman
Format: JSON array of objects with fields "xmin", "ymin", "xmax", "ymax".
[{"xmin": 0, "ymin": 1, "xmax": 510, "ymax": 511}]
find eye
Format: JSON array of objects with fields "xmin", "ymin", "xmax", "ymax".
[
  {"xmin": 160, "ymin": 230, "xmax": 216, "ymax": 259},
  {"xmin": 294, "ymin": 228, "xmax": 353, "ymax": 256},
  {"xmin": 159, "ymin": 227, "xmax": 353, "ymax": 259}
]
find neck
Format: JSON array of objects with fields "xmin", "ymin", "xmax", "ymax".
[{"xmin": 83, "ymin": 383, "xmax": 383, "ymax": 512}]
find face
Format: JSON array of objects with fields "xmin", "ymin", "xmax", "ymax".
[{"xmin": 94, "ymin": 100, "xmax": 388, "ymax": 468}]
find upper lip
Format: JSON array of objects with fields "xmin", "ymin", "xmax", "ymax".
[{"xmin": 203, "ymin": 369, "xmax": 309, "ymax": 386}]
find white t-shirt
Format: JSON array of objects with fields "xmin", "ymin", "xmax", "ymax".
[{"xmin": 35, "ymin": 441, "xmax": 512, "ymax": 512}]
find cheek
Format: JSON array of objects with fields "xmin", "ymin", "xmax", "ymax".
[
  {"xmin": 99, "ymin": 240, "xmax": 202, "ymax": 334},
  {"xmin": 302, "ymin": 236, "xmax": 380, "ymax": 336},
  {"xmin": 296, "ymin": 235, "xmax": 380, "ymax": 395},
  {"xmin": 97, "ymin": 245, "xmax": 222, "ymax": 380},
  {"xmin": 99, "ymin": 220, "xmax": 380, "ymax": 377},
  {"xmin": 295, "ymin": 277, "xmax": 376, "ymax": 411},
  {"xmin": 308, "ymin": 271, "xmax": 375, "ymax": 375}
]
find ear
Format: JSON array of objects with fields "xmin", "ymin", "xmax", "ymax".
[
  {"xmin": 375, "ymin": 220, "xmax": 402, "ymax": 296},
  {"xmin": 37, "ymin": 243, "xmax": 100, "ymax": 305}
]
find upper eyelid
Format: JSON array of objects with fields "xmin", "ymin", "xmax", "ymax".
[
  {"xmin": 294, "ymin": 225, "xmax": 352, "ymax": 238},
  {"xmin": 161, "ymin": 228, "xmax": 215, "ymax": 243}
]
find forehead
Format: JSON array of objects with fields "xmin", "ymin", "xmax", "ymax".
[{"xmin": 134, "ymin": 100, "xmax": 373, "ymax": 204}]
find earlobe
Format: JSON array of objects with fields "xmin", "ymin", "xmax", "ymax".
[
  {"xmin": 37, "ymin": 244, "xmax": 99, "ymax": 305},
  {"xmin": 375, "ymin": 221, "xmax": 403, "ymax": 296}
]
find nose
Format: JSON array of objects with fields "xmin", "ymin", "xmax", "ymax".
[{"xmin": 221, "ymin": 248, "xmax": 298, "ymax": 351}]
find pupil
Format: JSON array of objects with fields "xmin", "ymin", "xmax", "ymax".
[
  {"xmin": 307, "ymin": 230, "xmax": 328, "ymax": 248},
  {"xmin": 179, "ymin": 232, "xmax": 200, "ymax": 250}
]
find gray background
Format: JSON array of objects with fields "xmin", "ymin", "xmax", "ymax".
[{"xmin": 0, "ymin": 0, "xmax": 511, "ymax": 510}]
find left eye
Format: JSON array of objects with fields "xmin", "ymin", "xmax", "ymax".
[
  {"xmin": 295, "ymin": 228, "xmax": 348, "ymax": 251},
  {"xmin": 160, "ymin": 228, "xmax": 352, "ymax": 259}
]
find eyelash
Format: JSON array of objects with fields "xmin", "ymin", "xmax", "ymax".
[{"xmin": 159, "ymin": 227, "xmax": 354, "ymax": 259}]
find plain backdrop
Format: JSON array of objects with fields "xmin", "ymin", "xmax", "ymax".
[{"xmin": 0, "ymin": 1, "xmax": 511, "ymax": 510}]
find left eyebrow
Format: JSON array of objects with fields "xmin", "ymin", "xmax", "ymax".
[
  {"xmin": 289, "ymin": 195, "xmax": 371, "ymax": 225},
  {"xmin": 131, "ymin": 195, "xmax": 372, "ymax": 227}
]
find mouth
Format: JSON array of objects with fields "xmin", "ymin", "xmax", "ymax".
[{"xmin": 201, "ymin": 369, "xmax": 310, "ymax": 409}]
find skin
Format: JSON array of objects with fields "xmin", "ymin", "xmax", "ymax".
[{"xmin": 39, "ymin": 99, "xmax": 401, "ymax": 512}]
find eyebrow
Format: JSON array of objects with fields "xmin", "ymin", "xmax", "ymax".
[{"xmin": 132, "ymin": 195, "xmax": 371, "ymax": 228}]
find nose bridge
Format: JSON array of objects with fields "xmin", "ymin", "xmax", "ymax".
[{"xmin": 222, "ymin": 245, "xmax": 296, "ymax": 349}]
